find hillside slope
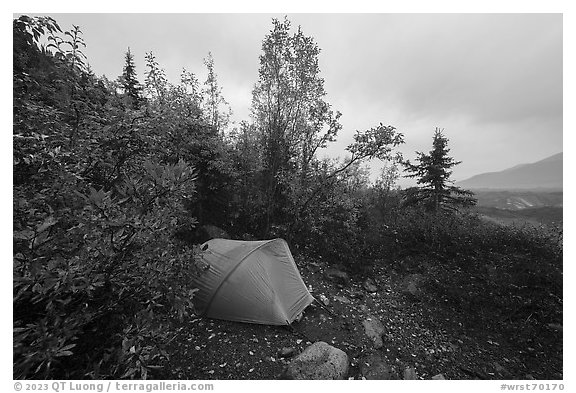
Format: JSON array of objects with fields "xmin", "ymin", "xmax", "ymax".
[{"xmin": 457, "ymin": 153, "xmax": 562, "ymax": 190}]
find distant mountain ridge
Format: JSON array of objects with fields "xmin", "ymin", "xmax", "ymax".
[{"xmin": 457, "ymin": 153, "xmax": 562, "ymax": 190}]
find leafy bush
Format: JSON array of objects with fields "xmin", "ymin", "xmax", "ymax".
[
  {"xmin": 374, "ymin": 207, "xmax": 562, "ymax": 329},
  {"xmin": 13, "ymin": 16, "xmax": 204, "ymax": 379}
]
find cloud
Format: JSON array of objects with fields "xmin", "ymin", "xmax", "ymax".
[
  {"xmin": 311, "ymin": 14, "xmax": 562, "ymax": 126},
  {"xmin": 36, "ymin": 13, "xmax": 562, "ymax": 182}
]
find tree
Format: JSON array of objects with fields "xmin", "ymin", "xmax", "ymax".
[
  {"xmin": 201, "ymin": 52, "xmax": 231, "ymax": 134},
  {"xmin": 119, "ymin": 47, "xmax": 142, "ymax": 109},
  {"xmin": 289, "ymin": 123, "xmax": 404, "ymax": 233},
  {"xmin": 402, "ymin": 128, "xmax": 476, "ymax": 212},
  {"xmin": 251, "ymin": 17, "xmax": 342, "ymax": 233},
  {"xmin": 144, "ymin": 51, "xmax": 168, "ymax": 106}
]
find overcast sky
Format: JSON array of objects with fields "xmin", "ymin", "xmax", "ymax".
[{"xmin": 31, "ymin": 13, "xmax": 563, "ymax": 184}]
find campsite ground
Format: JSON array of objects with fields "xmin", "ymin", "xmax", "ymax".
[{"xmin": 163, "ymin": 255, "xmax": 563, "ymax": 380}]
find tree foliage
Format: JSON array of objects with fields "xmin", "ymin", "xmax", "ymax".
[
  {"xmin": 403, "ymin": 128, "xmax": 477, "ymax": 212},
  {"xmin": 247, "ymin": 18, "xmax": 405, "ymax": 241},
  {"xmin": 13, "ymin": 16, "xmax": 205, "ymax": 379},
  {"xmin": 250, "ymin": 17, "xmax": 343, "ymax": 233},
  {"xmin": 119, "ymin": 47, "xmax": 143, "ymax": 109},
  {"xmin": 202, "ymin": 52, "xmax": 232, "ymax": 134}
]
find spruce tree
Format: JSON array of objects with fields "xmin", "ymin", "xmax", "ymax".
[
  {"xmin": 120, "ymin": 47, "xmax": 142, "ymax": 109},
  {"xmin": 403, "ymin": 128, "xmax": 476, "ymax": 212}
]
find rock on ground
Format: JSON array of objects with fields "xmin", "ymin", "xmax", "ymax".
[
  {"xmin": 401, "ymin": 273, "xmax": 426, "ymax": 298},
  {"xmin": 283, "ymin": 341, "xmax": 349, "ymax": 380},
  {"xmin": 362, "ymin": 316, "xmax": 386, "ymax": 349},
  {"xmin": 278, "ymin": 347, "xmax": 297, "ymax": 358},
  {"xmin": 349, "ymin": 290, "xmax": 365, "ymax": 300},
  {"xmin": 360, "ymin": 353, "xmax": 399, "ymax": 380},
  {"xmin": 431, "ymin": 374, "xmax": 445, "ymax": 380},
  {"xmin": 404, "ymin": 367, "xmax": 418, "ymax": 380},
  {"xmin": 363, "ymin": 278, "xmax": 378, "ymax": 292},
  {"xmin": 318, "ymin": 294, "xmax": 330, "ymax": 306},
  {"xmin": 324, "ymin": 268, "xmax": 350, "ymax": 286},
  {"xmin": 334, "ymin": 295, "xmax": 351, "ymax": 304}
]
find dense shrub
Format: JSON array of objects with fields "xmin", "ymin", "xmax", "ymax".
[
  {"xmin": 383, "ymin": 208, "xmax": 562, "ymax": 261},
  {"xmin": 13, "ymin": 16, "xmax": 203, "ymax": 379},
  {"xmin": 374, "ymin": 207, "xmax": 562, "ymax": 328}
]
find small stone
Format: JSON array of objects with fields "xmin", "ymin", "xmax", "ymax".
[
  {"xmin": 325, "ymin": 268, "xmax": 350, "ymax": 285},
  {"xmin": 360, "ymin": 354, "xmax": 398, "ymax": 380},
  {"xmin": 308, "ymin": 262, "xmax": 322, "ymax": 272},
  {"xmin": 350, "ymin": 290, "xmax": 365, "ymax": 300},
  {"xmin": 401, "ymin": 274, "xmax": 426, "ymax": 299},
  {"xmin": 547, "ymin": 323, "xmax": 563, "ymax": 332},
  {"xmin": 431, "ymin": 374, "xmax": 445, "ymax": 380},
  {"xmin": 404, "ymin": 367, "xmax": 418, "ymax": 380},
  {"xmin": 334, "ymin": 295, "xmax": 351, "ymax": 304},
  {"xmin": 278, "ymin": 347, "xmax": 297, "ymax": 358},
  {"xmin": 363, "ymin": 278, "xmax": 378, "ymax": 293},
  {"xmin": 319, "ymin": 294, "xmax": 330, "ymax": 306},
  {"xmin": 363, "ymin": 316, "xmax": 386, "ymax": 349},
  {"xmin": 493, "ymin": 362, "xmax": 510, "ymax": 376}
]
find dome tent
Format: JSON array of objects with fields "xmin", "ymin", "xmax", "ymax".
[{"xmin": 192, "ymin": 238, "xmax": 315, "ymax": 325}]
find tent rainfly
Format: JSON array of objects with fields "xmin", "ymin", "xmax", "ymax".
[{"xmin": 192, "ymin": 238, "xmax": 315, "ymax": 325}]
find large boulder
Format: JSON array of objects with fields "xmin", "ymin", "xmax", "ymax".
[
  {"xmin": 362, "ymin": 316, "xmax": 386, "ymax": 349},
  {"xmin": 284, "ymin": 341, "xmax": 349, "ymax": 380}
]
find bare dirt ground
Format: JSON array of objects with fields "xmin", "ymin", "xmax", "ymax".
[{"xmin": 163, "ymin": 256, "xmax": 563, "ymax": 380}]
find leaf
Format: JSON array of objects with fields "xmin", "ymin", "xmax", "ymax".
[
  {"xmin": 37, "ymin": 216, "xmax": 58, "ymax": 233},
  {"xmin": 121, "ymin": 367, "xmax": 138, "ymax": 379},
  {"xmin": 60, "ymin": 343, "xmax": 76, "ymax": 351},
  {"xmin": 14, "ymin": 230, "xmax": 34, "ymax": 240}
]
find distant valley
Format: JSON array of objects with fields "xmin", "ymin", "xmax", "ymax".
[
  {"xmin": 457, "ymin": 153, "xmax": 563, "ymax": 226},
  {"xmin": 472, "ymin": 189, "xmax": 563, "ymax": 210}
]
